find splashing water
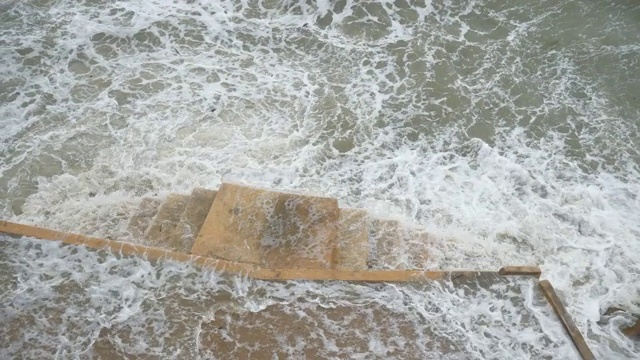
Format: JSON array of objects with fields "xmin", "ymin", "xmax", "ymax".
[{"xmin": 1, "ymin": 0, "xmax": 639, "ymax": 358}]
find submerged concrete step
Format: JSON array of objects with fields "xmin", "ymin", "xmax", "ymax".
[
  {"xmin": 144, "ymin": 193, "xmax": 190, "ymax": 251},
  {"xmin": 368, "ymin": 219, "xmax": 404, "ymax": 269},
  {"xmin": 334, "ymin": 208, "xmax": 369, "ymax": 270},
  {"xmin": 126, "ymin": 197, "xmax": 162, "ymax": 240},
  {"xmin": 405, "ymin": 227, "xmax": 431, "ymax": 269},
  {"xmin": 368, "ymin": 219, "xmax": 431, "ymax": 270},
  {"xmin": 191, "ymin": 183, "xmax": 339, "ymax": 269},
  {"xmin": 178, "ymin": 188, "xmax": 217, "ymax": 253}
]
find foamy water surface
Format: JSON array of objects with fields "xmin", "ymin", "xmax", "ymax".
[{"xmin": 1, "ymin": 0, "xmax": 639, "ymax": 358}]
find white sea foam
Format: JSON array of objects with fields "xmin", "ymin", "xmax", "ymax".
[
  {"xmin": 1, "ymin": 0, "xmax": 639, "ymax": 358},
  {"xmin": 1, "ymin": 236, "xmax": 577, "ymax": 359}
]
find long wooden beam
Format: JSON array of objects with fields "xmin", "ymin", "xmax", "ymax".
[
  {"xmin": 539, "ymin": 280, "xmax": 595, "ymax": 360},
  {"xmin": 0, "ymin": 220, "xmax": 540, "ymax": 282},
  {"xmin": 1, "ymin": 220, "xmax": 601, "ymax": 357},
  {"xmin": 0, "ymin": 220, "xmax": 255, "ymax": 275},
  {"xmin": 499, "ymin": 266, "xmax": 541, "ymax": 277}
]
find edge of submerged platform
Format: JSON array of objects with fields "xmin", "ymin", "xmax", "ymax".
[{"xmin": 1, "ymin": 220, "xmax": 539, "ymax": 282}]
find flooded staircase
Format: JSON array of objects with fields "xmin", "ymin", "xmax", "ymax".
[
  {"xmin": 0, "ymin": 182, "xmax": 595, "ymax": 359},
  {"xmin": 125, "ymin": 182, "xmax": 433, "ymax": 272},
  {"xmin": 129, "ymin": 188, "xmax": 216, "ymax": 254}
]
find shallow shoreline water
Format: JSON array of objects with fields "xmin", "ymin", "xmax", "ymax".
[{"xmin": 1, "ymin": 235, "xmax": 575, "ymax": 359}]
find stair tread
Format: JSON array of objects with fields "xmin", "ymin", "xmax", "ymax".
[
  {"xmin": 127, "ymin": 197, "xmax": 162, "ymax": 240},
  {"xmin": 405, "ymin": 227, "xmax": 431, "ymax": 269},
  {"xmin": 335, "ymin": 208, "xmax": 369, "ymax": 270},
  {"xmin": 178, "ymin": 188, "xmax": 217, "ymax": 253},
  {"xmin": 191, "ymin": 183, "xmax": 339, "ymax": 269},
  {"xmin": 368, "ymin": 218, "xmax": 404, "ymax": 269},
  {"xmin": 144, "ymin": 193, "xmax": 190, "ymax": 251},
  {"xmin": 368, "ymin": 218, "xmax": 431, "ymax": 270}
]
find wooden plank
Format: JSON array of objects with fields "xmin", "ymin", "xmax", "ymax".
[
  {"xmin": 251, "ymin": 268, "xmax": 501, "ymax": 282},
  {"xmin": 1, "ymin": 220, "xmax": 538, "ymax": 283},
  {"xmin": 538, "ymin": 280, "xmax": 595, "ymax": 360},
  {"xmin": 252, "ymin": 268, "xmax": 447, "ymax": 282},
  {"xmin": 0, "ymin": 220, "xmax": 255, "ymax": 275},
  {"xmin": 498, "ymin": 266, "xmax": 541, "ymax": 277}
]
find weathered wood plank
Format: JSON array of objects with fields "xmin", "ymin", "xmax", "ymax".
[
  {"xmin": 0, "ymin": 220, "xmax": 255, "ymax": 275},
  {"xmin": 498, "ymin": 266, "xmax": 542, "ymax": 277},
  {"xmin": 1, "ymin": 220, "xmax": 538, "ymax": 283},
  {"xmin": 538, "ymin": 280, "xmax": 595, "ymax": 360}
]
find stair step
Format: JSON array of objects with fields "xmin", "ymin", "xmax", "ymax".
[
  {"xmin": 191, "ymin": 183, "xmax": 339, "ymax": 269},
  {"xmin": 103, "ymin": 200, "xmax": 138, "ymax": 241},
  {"xmin": 405, "ymin": 227, "xmax": 431, "ymax": 269},
  {"xmin": 180, "ymin": 188, "xmax": 217, "ymax": 253},
  {"xmin": 335, "ymin": 208, "xmax": 369, "ymax": 270},
  {"xmin": 367, "ymin": 219, "xmax": 431, "ymax": 270},
  {"xmin": 127, "ymin": 197, "xmax": 162, "ymax": 240},
  {"xmin": 144, "ymin": 193, "xmax": 190, "ymax": 251},
  {"xmin": 368, "ymin": 219, "xmax": 404, "ymax": 269}
]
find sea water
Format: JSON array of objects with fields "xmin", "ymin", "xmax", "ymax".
[
  {"xmin": 0, "ymin": 236, "xmax": 577, "ymax": 359},
  {"xmin": 1, "ymin": 0, "xmax": 639, "ymax": 358}
]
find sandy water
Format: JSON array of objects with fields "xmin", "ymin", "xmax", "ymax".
[
  {"xmin": 1, "ymin": 0, "xmax": 640, "ymax": 358},
  {"xmin": 0, "ymin": 236, "xmax": 575, "ymax": 359}
]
